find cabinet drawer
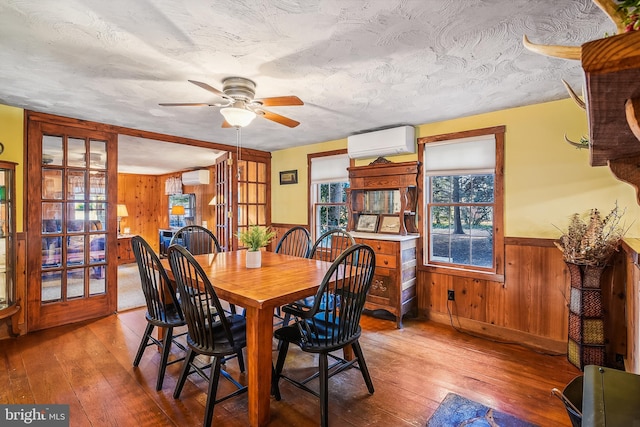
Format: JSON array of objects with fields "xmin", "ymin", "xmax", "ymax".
[
  {"xmin": 376, "ymin": 253, "xmax": 396, "ymax": 269},
  {"xmin": 368, "ymin": 267, "xmax": 397, "ymax": 299},
  {"xmin": 356, "ymin": 238, "xmax": 396, "ymax": 255}
]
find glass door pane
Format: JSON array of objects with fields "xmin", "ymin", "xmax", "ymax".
[
  {"xmin": 236, "ymin": 159, "xmax": 268, "ymax": 244},
  {"xmin": 40, "ymin": 134, "xmax": 108, "ymax": 303}
]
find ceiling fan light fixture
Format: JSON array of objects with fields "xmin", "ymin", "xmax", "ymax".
[{"xmin": 220, "ymin": 107, "xmax": 256, "ymax": 127}]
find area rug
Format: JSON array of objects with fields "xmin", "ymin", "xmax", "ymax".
[
  {"xmin": 427, "ymin": 393, "xmax": 537, "ymax": 427},
  {"xmin": 117, "ymin": 263, "xmax": 146, "ymax": 311}
]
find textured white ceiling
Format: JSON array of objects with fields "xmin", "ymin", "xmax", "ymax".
[{"xmin": 0, "ymin": 0, "xmax": 614, "ymax": 165}]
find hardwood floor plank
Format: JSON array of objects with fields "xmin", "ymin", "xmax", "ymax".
[
  {"xmin": 0, "ymin": 309, "xmax": 580, "ymax": 426},
  {"xmin": 1, "ymin": 339, "xmax": 34, "ymax": 404}
]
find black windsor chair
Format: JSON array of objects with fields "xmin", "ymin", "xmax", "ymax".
[
  {"xmin": 131, "ymin": 235, "xmax": 187, "ymax": 391},
  {"xmin": 167, "ymin": 244, "xmax": 248, "ymax": 427},
  {"xmin": 272, "ymin": 243, "xmax": 376, "ymax": 427},
  {"xmin": 281, "ymin": 228, "xmax": 357, "ymax": 327},
  {"xmin": 169, "ymin": 225, "xmax": 222, "ymax": 255}
]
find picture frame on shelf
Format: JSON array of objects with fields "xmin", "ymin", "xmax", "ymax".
[
  {"xmin": 279, "ymin": 170, "xmax": 298, "ymax": 185},
  {"xmin": 356, "ymin": 214, "xmax": 379, "ymax": 233},
  {"xmin": 379, "ymin": 214, "xmax": 401, "ymax": 234}
]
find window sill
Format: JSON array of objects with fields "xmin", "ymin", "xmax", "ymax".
[{"xmin": 420, "ymin": 263, "xmax": 505, "ymax": 283}]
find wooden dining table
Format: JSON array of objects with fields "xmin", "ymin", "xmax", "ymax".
[{"xmin": 161, "ymin": 250, "xmax": 334, "ymax": 427}]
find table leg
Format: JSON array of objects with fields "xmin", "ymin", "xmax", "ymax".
[
  {"xmin": 343, "ymin": 346, "xmax": 354, "ymax": 361},
  {"xmin": 245, "ymin": 306, "xmax": 274, "ymax": 427}
]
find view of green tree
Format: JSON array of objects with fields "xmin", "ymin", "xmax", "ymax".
[
  {"xmin": 431, "ymin": 174, "xmax": 493, "ymax": 233},
  {"xmin": 315, "ymin": 182, "xmax": 349, "ymax": 236},
  {"xmin": 428, "ymin": 174, "xmax": 494, "ymax": 268}
]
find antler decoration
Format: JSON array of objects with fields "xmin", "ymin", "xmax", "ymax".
[
  {"xmin": 561, "ymin": 79, "xmax": 586, "ymax": 110},
  {"xmin": 560, "ymin": 79, "xmax": 590, "ymax": 148},
  {"xmin": 523, "ymin": 0, "xmax": 628, "ymax": 60}
]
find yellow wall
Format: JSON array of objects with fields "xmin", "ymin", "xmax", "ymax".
[
  {"xmin": 0, "ymin": 105, "xmax": 24, "ymax": 232},
  {"xmin": 271, "ymin": 138, "xmax": 345, "ymax": 224},
  {"xmin": 272, "ymin": 98, "xmax": 640, "ymax": 238}
]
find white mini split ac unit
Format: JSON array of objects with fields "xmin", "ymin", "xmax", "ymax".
[
  {"xmin": 347, "ymin": 125, "xmax": 416, "ymax": 159},
  {"xmin": 181, "ymin": 169, "xmax": 210, "ymax": 186}
]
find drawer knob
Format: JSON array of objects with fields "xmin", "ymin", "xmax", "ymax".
[
  {"xmin": 383, "ymin": 259, "xmax": 388, "ymax": 265},
  {"xmin": 376, "ymin": 244, "xmax": 381, "ymax": 250}
]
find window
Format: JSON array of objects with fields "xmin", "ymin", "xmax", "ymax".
[
  {"xmin": 168, "ymin": 193, "xmax": 195, "ymax": 228},
  {"xmin": 419, "ymin": 127, "xmax": 504, "ymax": 279},
  {"xmin": 309, "ymin": 153, "xmax": 350, "ymax": 241}
]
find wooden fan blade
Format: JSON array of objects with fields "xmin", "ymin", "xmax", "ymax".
[
  {"xmin": 221, "ymin": 120, "xmax": 232, "ymax": 128},
  {"xmin": 254, "ymin": 96, "xmax": 303, "ymax": 107},
  {"xmin": 188, "ymin": 80, "xmax": 227, "ymax": 98},
  {"xmin": 158, "ymin": 102, "xmax": 211, "ymax": 107},
  {"xmin": 260, "ymin": 110, "xmax": 300, "ymax": 128}
]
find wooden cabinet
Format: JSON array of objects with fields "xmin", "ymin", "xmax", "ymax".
[
  {"xmin": 117, "ymin": 236, "xmax": 135, "ymax": 265},
  {"xmin": 346, "ymin": 158, "xmax": 420, "ymax": 235},
  {"xmin": 349, "ymin": 232, "xmax": 418, "ymax": 328},
  {"xmin": 345, "ymin": 158, "xmax": 420, "ymax": 328},
  {"xmin": 0, "ymin": 161, "xmax": 19, "ymax": 336}
]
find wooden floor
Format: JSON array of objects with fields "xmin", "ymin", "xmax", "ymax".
[{"xmin": 0, "ymin": 309, "xmax": 580, "ymax": 426}]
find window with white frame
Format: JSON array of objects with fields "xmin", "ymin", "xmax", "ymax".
[
  {"xmin": 421, "ymin": 127, "xmax": 504, "ymax": 277},
  {"xmin": 310, "ymin": 153, "xmax": 350, "ymax": 241}
]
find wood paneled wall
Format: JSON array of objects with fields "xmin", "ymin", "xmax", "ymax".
[
  {"xmin": 419, "ymin": 237, "xmax": 631, "ymax": 363},
  {"xmin": 117, "ymin": 174, "xmax": 163, "ymax": 250},
  {"xmin": 623, "ymin": 239, "xmax": 640, "ymax": 373},
  {"xmin": 117, "ymin": 169, "xmax": 216, "ymax": 252}
]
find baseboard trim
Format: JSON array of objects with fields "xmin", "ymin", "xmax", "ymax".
[{"xmin": 424, "ymin": 309, "xmax": 567, "ymax": 355}]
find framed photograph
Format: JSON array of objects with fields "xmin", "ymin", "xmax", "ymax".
[
  {"xmin": 279, "ymin": 170, "xmax": 298, "ymax": 185},
  {"xmin": 379, "ymin": 215, "xmax": 401, "ymax": 234},
  {"xmin": 356, "ymin": 214, "xmax": 379, "ymax": 233}
]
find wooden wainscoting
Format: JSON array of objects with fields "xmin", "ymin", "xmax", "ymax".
[
  {"xmin": 418, "ymin": 237, "xmax": 630, "ymax": 359},
  {"xmin": 623, "ymin": 239, "xmax": 640, "ymax": 373},
  {"xmin": 270, "ymin": 223, "xmax": 309, "ymax": 252}
]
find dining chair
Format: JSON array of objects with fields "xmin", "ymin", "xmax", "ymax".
[
  {"xmin": 169, "ymin": 225, "xmax": 222, "ymax": 255},
  {"xmin": 272, "ymin": 226, "xmax": 312, "ymax": 323},
  {"xmin": 130, "ymin": 235, "xmax": 187, "ymax": 391},
  {"xmin": 281, "ymin": 229, "xmax": 357, "ymax": 326},
  {"xmin": 169, "ymin": 225, "xmax": 238, "ymax": 315},
  {"xmin": 274, "ymin": 226, "xmax": 311, "ymax": 258},
  {"xmin": 167, "ymin": 244, "xmax": 248, "ymax": 427},
  {"xmin": 272, "ymin": 243, "xmax": 376, "ymax": 427},
  {"xmin": 309, "ymin": 229, "xmax": 356, "ymax": 262}
]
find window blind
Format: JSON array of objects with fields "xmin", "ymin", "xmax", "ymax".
[
  {"xmin": 310, "ymin": 154, "xmax": 349, "ymax": 184},
  {"xmin": 424, "ymin": 134, "xmax": 496, "ymax": 176}
]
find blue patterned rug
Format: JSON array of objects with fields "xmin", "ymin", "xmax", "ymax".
[{"xmin": 427, "ymin": 393, "xmax": 538, "ymax": 427}]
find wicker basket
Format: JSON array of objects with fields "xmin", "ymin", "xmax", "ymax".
[{"xmin": 565, "ymin": 262, "xmax": 606, "ymax": 370}]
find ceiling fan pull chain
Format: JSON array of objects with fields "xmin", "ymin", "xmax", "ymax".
[{"xmin": 236, "ymin": 127, "xmax": 242, "ymax": 179}]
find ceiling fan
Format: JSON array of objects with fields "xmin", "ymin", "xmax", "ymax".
[{"xmin": 159, "ymin": 77, "xmax": 303, "ymax": 128}]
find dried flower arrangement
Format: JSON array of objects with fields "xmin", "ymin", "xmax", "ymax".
[
  {"xmin": 617, "ymin": 0, "xmax": 640, "ymax": 32},
  {"xmin": 554, "ymin": 204, "xmax": 627, "ymax": 266}
]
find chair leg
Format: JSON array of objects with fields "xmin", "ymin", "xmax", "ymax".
[
  {"xmin": 156, "ymin": 326, "xmax": 173, "ymax": 391},
  {"xmin": 281, "ymin": 311, "xmax": 291, "ymax": 327},
  {"xmin": 133, "ymin": 322, "xmax": 154, "ymax": 367},
  {"xmin": 319, "ymin": 353, "xmax": 329, "ymax": 427},
  {"xmin": 271, "ymin": 364, "xmax": 281, "ymax": 401},
  {"xmin": 173, "ymin": 349, "xmax": 196, "ymax": 399},
  {"xmin": 236, "ymin": 349, "xmax": 245, "ymax": 373},
  {"xmin": 273, "ymin": 340, "xmax": 290, "ymax": 401},
  {"xmin": 351, "ymin": 341, "xmax": 374, "ymax": 394},
  {"xmin": 203, "ymin": 357, "xmax": 223, "ymax": 427}
]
